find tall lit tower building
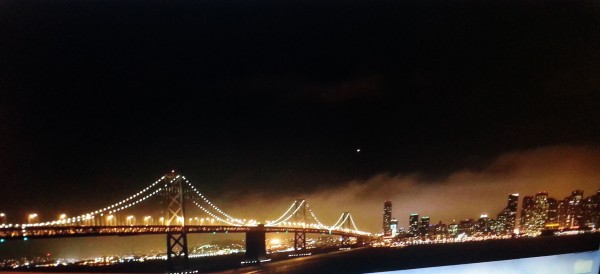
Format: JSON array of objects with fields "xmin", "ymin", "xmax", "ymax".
[
  {"xmin": 508, "ymin": 193, "xmax": 519, "ymax": 212},
  {"xmin": 496, "ymin": 193, "xmax": 519, "ymax": 234},
  {"xmin": 531, "ymin": 191, "xmax": 549, "ymax": 233},
  {"xmin": 558, "ymin": 190, "xmax": 585, "ymax": 229},
  {"xmin": 383, "ymin": 201, "xmax": 392, "ymax": 236},
  {"xmin": 390, "ymin": 218, "xmax": 399, "ymax": 237},
  {"xmin": 521, "ymin": 195, "xmax": 535, "ymax": 234},
  {"xmin": 546, "ymin": 197, "xmax": 559, "ymax": 228},
  {"xmin": 420, "ymin": 216, "xmax": 430, "ymax": 236},
  {"xmin": 409, "ymin": 213, "xmax": 419, "ymax": 236},
  {"xmin": 506, "ymin": 193, "xmax": 518, "ymax": 232}
]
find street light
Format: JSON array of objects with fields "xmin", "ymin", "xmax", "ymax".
[
  {"xmin": 144, "ymin": 216, "xmax": 152, "ymax": 226},
  {"xmin": 0, "ymin": 213, "xmax": 6, "ymax": 225},
  {"xmin": 159, "ymin": 217, "xmax": 165, "ymax": 226},
  {"xmin": 126, "ymin": 215, "xmax": 135, "ymax": 226},
  {"xmin": 28, "ymin": 213, "xmax": 38, "ymax": 224},
  {"xmin": 106, "ymin": 215, "xmax": 114, "ymax": 226}
]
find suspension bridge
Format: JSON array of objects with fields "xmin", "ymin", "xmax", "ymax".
[{"xmin": 0, "ymin": 172, "xmax": 371, "ymax": 269}]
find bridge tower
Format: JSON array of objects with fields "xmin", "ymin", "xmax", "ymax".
[
  {"xmin": 340, "ymin": 212, "xmax": 353, "ymax": 247},
  {"xmin": 293, "ymin": 198, "xmax": 307, "ymax": 251},
  {"xmin": 164, "ymin": 173, "xmax": 189, "ymax": 270}
]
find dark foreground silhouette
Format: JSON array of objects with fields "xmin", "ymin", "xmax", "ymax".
[{"xmin": 5, "ymin": 234, "xmax": 599, "ymax": 273}]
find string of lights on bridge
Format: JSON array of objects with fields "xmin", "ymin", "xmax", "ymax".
[{"xmin": 1, "ymin": 173, "xmax": 370, "ymax": 236}]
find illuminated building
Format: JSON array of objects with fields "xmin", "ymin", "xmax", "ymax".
[
  {"xmin": 558, "ymin": 190, "xmax": 584, "ymax": 229},
  {"xmin": 581, "ymin": 190, "xmax": 599, "ymax": 228},
  {"xmin": 434, "ymin": 221, "xmax": 447, "ymax": 237},
  {"xmin": 448, "ymin": 221, "xmax": 458, "ymax": 237},
  {"xmin": 409, "ymin": 213, "xmax": 419, "ymax": 236},
  {"xmin": 520, "ymin": 196, "xmax": 535, "ymax": 234},
  {"xmin": 506, "ymin": 193, "xmax": 519, "ymax": 232},
  {"xmin": 530, "ymin": 192, "xmax": 550, "ymax": 233},
  {"xmin": 495, "ymin": 193, "xmax": 519, "ymax": 235},
  {"xmin": 577, "ymin": 190, "xmax": 600, "ymax": 229},
  {"xmin": 458, "ymin": 219, "xmax": 475, "ymax": 236},
  {"xmin": 390, "ymin": 218, "xmax": 398, "ymax": 237},
  {"xmin": 495, "ymin": 211, "xmax": 507, "ymax": 234},
  {"xmin": 545, "ymin": 197, "xmax": 559, "ymax": 228},
  {"xmin": 383, "ymin": 201, "xmax": 392, "ymax": 236},
  {"xmin": 420, "ymin": 216, "xmax": 430, "ymax": 236},
  {"xmin": 508, "ymin": 193, "xmax": 519, "ymax": 212},
  {"xmin": 477, "ymin": 214, "xmax": 492, "ymax": 233}
]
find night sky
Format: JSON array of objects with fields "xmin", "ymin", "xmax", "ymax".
[{"xmin": 1, "ymin": 0, "xmax": 600, "ymax": 237}]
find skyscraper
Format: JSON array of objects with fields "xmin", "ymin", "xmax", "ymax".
[
  {"xmin": 383, "ymin": 201, "xmax": 392, "ymax": 236},
  {"xmin": 506, "ymin": 193, "xmax": 519, "ymax": 232},
  {"xmin": 390, "ymin": 218, "xmax": 398, "ymax": 237},
  {"xmin": 458, "ymin": 218, "xmax": 475, "ymax": 236},
  {"xmin": 521, "ymin": 195, "xmax": 535, "ymax": 234},
  {"xmin": 558, "ymin": 190, "xmax": 584, "ymax": 229},
  {"xmin": 495, "ymin": 193, "xmax": 519, "ymax": 234},
  {"xmin": 409, "ymin": 213, "xmax": 419, "ymax": 236},
  {"xmin": 546, "ymin": 197, "xmax": 559, "ymax": 228},
  {"xmin": 531, "ymin": 192, "xmax": 549, "ymax": 232},
  {"xmin": 477, "ymin": 214, "xmax": 492, "ymax": 233},
  {"xmin": 420, "ymin": 216, "xmax": 430, "ymax": 236},
  {"xmin": 508, "ymin": 193, "xmax": 519, "ymax": 212}
]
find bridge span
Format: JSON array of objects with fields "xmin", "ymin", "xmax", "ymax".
[
  {"xmin": 0, "ymin": 172, "xmax": 372, "ymax": 270},
  {"xmin": 0, "ymin": 225, "xmax": 366, "ymax": 239}
]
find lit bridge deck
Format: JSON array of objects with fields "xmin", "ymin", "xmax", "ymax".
[{"xmin": 0, "ymin": 225, "xmax": 367, "ymax": 240}]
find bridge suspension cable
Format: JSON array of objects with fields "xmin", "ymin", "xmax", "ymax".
[
  {"xmin": 191, "ymin": 200, "xmax": 240, "ymax": 226},
  {"xmin": 330, "ymin": 212, "xmax": 360, "ymax": 231},
  {"xmin": 24, "ymin": 177, "xmax": 167, "ymax": 227},
  {"xmin": 266, "ymin": 200, "xmax": 306, "ymax": 227},
  {"xmin": 265, "ymin": 200, "xmax": 298, "ymax": 226},
  {"xmin": 305, "ymin": 203, "xmax": 325, "ymax": 227},
  {"xmin": 183, "ymin": 177, "xmax": 243, "ymax": 225},
  {"xmin": 330, "ymin": 212, "xmax": 347, "ymax": 229},
  {"xmin": 347, "ymin": 213, "xmax": 360, "ymax": 231}
]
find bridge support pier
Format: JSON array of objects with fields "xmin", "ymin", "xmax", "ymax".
[
  {"xmin": 245, "ymin": 224, "xmax": 267, "ymax": 263},
  {"xmin": 167, "ymin": 232, "xmax": 189, "ymax": 270},
  {"xmin": 294, "ymin": 231, "xmax": 306, "ymax": 251},
  {"xmin": 356, "ymin": 236, "xmax": 366, "ymax": 246}
]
